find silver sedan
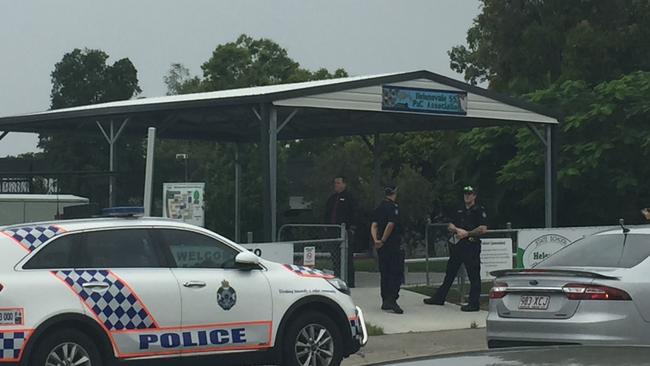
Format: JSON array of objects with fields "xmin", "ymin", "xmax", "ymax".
[
  {"xmin": 373, "ymin": 346, "xmax": 650, "ymax": 366},
  {"xmin": 487, "ymin": 226, "xmax": 650, "ymax": 347}
]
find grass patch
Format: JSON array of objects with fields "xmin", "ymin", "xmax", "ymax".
[
  {"xmin": 353, "ymin": 258, "xmax": 448, "ymax": 273},
  {"xmin": 309, "ymin": 257, "xmax": 450, "ymax": 273},
  {"xmin": 354, "ymin": 258, "xmax": 378, "ymax": 272},
  {"xmin": 406, "ymin": 282, "xmax": 492, "ymax": 311},
  {"xmin": 365, "ymin": 322, "xmax": 385, "ymax": 336}
]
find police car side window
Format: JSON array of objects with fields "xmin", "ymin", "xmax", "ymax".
[
  {"xmin": 23, "ymin": 234, "xmax": 79, "ymax": 269},
  {"xmin": 77, "ymin": 229, "xmax": 162, "ymax": 268},
  {"xmin": 158, "ymin": 229, "xmax": 239, "ymax": 269}
]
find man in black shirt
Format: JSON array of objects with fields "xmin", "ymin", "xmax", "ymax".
[
  {"xmin": 371, "ymin": 185, "xmax": 404, "ymax": 314},
  {"xmin": 324, "ymin": 176, "xmax": 356, "ymax": 284},
  {"xmin": 424, "ymin": 185, "xmax": 488, "ymax": 312},
  {"xmin": 325, "ymin": 176, "xmax": 356, "ymax": 226}
]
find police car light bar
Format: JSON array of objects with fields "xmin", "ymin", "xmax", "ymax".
[{"xmin": 101, "ymin": 206, "xmax": 145, "ymax": 218}]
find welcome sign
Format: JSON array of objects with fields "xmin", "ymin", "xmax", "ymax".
[{"xmin": 382, "ymin": 85, "xmax": 467, "ymax": 115}]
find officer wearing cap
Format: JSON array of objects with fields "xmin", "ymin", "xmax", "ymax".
[
  {"xmin": 371, "ymin": 185, "xmax": 404, "ymax": 314},
  {"xmin": 424, "ymin": 185, "xmax": 488, "ymax": 311}
]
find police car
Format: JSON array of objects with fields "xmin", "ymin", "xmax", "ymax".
[{"xmin": 0, "ymin": 216, "xmax": 367, "ymax": 366}]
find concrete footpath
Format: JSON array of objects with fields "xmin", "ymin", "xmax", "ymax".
[
  {"xmin": 343, "ymin": 328, "xmax": 487, "ymax": 365},
  {"xmin": 351, "ymin": 287, "xmax": 488, "ymax": 334}
]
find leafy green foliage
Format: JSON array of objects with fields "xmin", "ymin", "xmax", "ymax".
[
  {"xmin": 450, "ymin": 0, "xmax": 650, "ymax": 93},
  {"xmin": 42, "ymin": 48, "xmax": 143, "ymax": 207},
  {"xmin": 447, "ymin": 1, "xmax": 650, "ymax": 227}
]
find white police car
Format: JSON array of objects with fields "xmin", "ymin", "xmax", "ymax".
[{"xmin": 0, "ymin": 216, "xmax": 367, "ymax": 366}]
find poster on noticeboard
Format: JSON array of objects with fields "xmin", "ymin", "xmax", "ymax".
[{"xmin": 163, "ymin": 182, "xmax": 205, "ymax": 227}]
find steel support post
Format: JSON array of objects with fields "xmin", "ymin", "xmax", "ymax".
[{"xmin": 234, "ymin": 143, "xmax": 241, "ymax": 243}]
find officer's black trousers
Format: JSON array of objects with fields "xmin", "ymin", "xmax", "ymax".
[
  {"xmin": 377, "ymin": 246, "xmax": 403, "ymax": 303},
  {"xmin": 433, "ymin": 241, "xmax": 481, "ymax": 306}
]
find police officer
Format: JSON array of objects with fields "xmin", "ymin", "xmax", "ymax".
[
  {"xmin": 324, "ymin": 175, "xmax": 357, "ymax": 285},
  {"xmin": 371, "ymin": 185, "xmax": 404, "ymax": 314},
  {"xmin": 424, "ymin": 185, "xmax": 488, "ymax": 312}
]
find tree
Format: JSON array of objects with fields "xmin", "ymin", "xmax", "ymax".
[
  {"xmin": 163, "ymin": 63, "xmax": 201, "ymax": 96},
  {"xmin": 450, "ymin": 0, "xmax": 650, "ymax": 93},
  {"xmin": 165, "ymin": 35, "xmax": 348, "ymax": 95},
  {"xmin": 444, "ymin": 1, "xmax": 650, "ymax": 227},
  {"xmin": 50, "ymin": 48, "xmax": 141, "ymax": 108},
  {"xmin": 42, "ymin": 48, "xmax": 143, "ymax": 207},
  {"xmin": 161, "ymin": 35, "xmax": 348, "ymax": 240},
  {"xmin": 502, "ymin": 72, "xmax": 650, "ymax": 225}
]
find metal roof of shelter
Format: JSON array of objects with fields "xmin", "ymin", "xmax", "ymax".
[
  {"xmin": 0, "ymin": 70, "xmax": 560, "ymax": 242},
  {"xmin": 0, "ymin": 70, "xmax": 558, "ymax": 141}
]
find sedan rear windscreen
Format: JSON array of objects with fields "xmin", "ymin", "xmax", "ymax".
[{"xmin": 539, "ymin": 233, "xmax": 650, "ymax": 268}]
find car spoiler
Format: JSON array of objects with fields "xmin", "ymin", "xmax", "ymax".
[{"xmin": 490, "ymin": 268, "xmax": 620, "ymax": 280}]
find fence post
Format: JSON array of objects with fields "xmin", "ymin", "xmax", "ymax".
[
  {"xmin": 340, "ymin": 223, "xmax": 348, "ymax": 283},
  {"xmin": 425, "ymin": 222, "xmax": 430, "ymax": 286}
]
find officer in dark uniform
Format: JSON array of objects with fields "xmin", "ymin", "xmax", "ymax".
[
  {"xmin": 424, "ymin": 185, "xmax": 488, "ymax": 312},
  {"xmin": 324, "ymin": 176, "xmax": 356, "ymax": 285},
  {"xmin": 371, "ymin": 185, "xmax": 404, "ymax": 314}
]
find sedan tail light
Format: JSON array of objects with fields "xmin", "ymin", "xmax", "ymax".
[
  {"xmin": 489, "ymin": 282, "xmax": 508, "ymax": 299},
  {"xmin": 562, "ymin": 283, "xmax": 631, "ymax": 300}
]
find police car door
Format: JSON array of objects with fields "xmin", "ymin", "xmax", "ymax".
[
  {"xmin": 72, "ymin": 229, "xmax": 182, "ymax": 359},
  {"xmin": 158, "ymin": 228, "xmax": 273, "ymax": 357}
]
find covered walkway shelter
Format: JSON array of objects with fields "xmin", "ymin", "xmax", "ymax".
[{"xmin": 0, "ymin": 70, "xmax": 559, "ymax": 241}]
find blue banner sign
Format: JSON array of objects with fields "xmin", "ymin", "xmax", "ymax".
[{"xmin": 382, "ymin": 85, "xmax": 467, "ymax": 115}]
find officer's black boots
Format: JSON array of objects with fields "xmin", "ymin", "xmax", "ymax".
[
  {"xmin": 460, "ymin": 304, "xmax": 480, "ymax": 312},
  {"xmin": 381, "ymin": 300, "xmax": 404, "ymax": 314},
  {"xmin": 423, "ymin": 297, "xmax": 444, "ymax": 305}
]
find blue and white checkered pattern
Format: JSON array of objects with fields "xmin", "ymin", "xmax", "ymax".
[
  {"xmin": 3, "ymin": 225, "xmax": 63, "ymax": 251},
  {"xmin": 54, "ymin": 270, "xmax": 157, "ymax": 331},
  {"xmin": 349, "ymin": 318, "xmax": 362, "ymax": 341},
  {"xmin": 283, "ymin": 264, "xmax": 335, "ymax": 279},
  {"xmin": 0, "ymin": 331, "xmax": 27, "ymax": 360}
]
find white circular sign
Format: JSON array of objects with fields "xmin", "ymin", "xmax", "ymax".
[{"xmin": 523, "ymin": 234, "xmax": 571, "ymax": 268}]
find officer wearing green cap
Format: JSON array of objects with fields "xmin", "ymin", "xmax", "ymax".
[
  {"xmin": 424, "ymin": 185, "xmax": 488, "ymax": 311},
  {"xmin": 371, "ymin": 185, "xmax": 404, "ymax": 314}
]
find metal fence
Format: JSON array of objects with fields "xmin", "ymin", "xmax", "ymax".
[
  {"xmin": 277, "ymin": 223, "xmax": 349, "ymax": 283},
  {"xmin": 417, "ymin": 222, "xmax": 518, "ymax": 301}
]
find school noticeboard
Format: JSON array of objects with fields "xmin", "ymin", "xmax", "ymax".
[
  {"xmin": 381, "ymin": 85, "xmax": 468, "ymax": 115},
  {"xmin": 480, "ymin": 238, "xmax": 513, "ymax": 280},
  {"xmin": 163, "ymin": 183, "xmax": 205, "ymax": 227}
]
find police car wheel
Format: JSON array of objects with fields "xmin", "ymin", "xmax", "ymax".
[
  {"xmin": 31, "ymin": 328, "xmax": 103, "ymax": 366},
  {"xmin": 283, "ymin": 311, "xmax": 343, "ymax": 366}
]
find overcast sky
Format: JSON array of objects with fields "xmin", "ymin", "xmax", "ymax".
[{"xmin": 0, "ymin": 0, "xmax": 480, "ymax": 157}]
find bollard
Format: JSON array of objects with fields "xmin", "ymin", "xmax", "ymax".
[{"xmin": 247, "ymin": 231, "xmax": 253, "ymax": 243}]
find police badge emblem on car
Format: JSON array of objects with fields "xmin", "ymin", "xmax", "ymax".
[{"xmin": 217, "ymin": 280, "xmax": 237, "ymax": 310}]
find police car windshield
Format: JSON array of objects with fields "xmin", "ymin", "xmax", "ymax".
[{"xmin": 538, "ymin": 233, "xmax": 650, "ymax": 269}]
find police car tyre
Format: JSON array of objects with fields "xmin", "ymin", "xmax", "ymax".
[
  {"xmin": 283, "ymin": 311, "xmax": 343, "ymax": 366},
  {"xmin": 30, "ymin": 328, "xmax": 103, "ymax": 366}
]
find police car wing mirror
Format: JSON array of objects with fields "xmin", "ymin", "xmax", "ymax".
[{"xmin": 236, "ymin": 251, "xmax": 260, "ymax": 265}]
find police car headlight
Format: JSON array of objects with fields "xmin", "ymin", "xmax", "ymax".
[{"xmin": 327, "ymin": 277, "xmax": 350, "ymax": 295}]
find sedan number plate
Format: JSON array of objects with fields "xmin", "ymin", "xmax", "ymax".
[{"xmin": 518, "ymin": 295, "xmax": 550, "ymax": 310}]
